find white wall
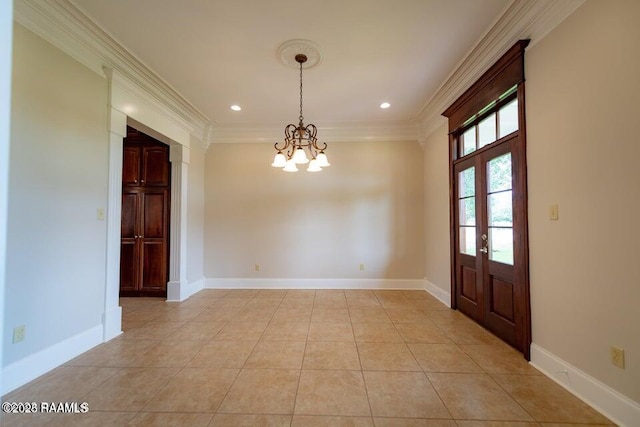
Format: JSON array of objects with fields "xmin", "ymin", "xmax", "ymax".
[
  {"xmin": 204, "ymin": 141, "xmax": 425, "ymax": 282},
  {"xmin": 0, "ymin": 0, "xmax": 14, "ymax": 397},
  {"xmin": 4, "ymin": 24, "xmax": 108, "ymax": 367},
  {"xmin": 187, "ymin": 136, "xmax": 205, "ymax": 284},
  {"xmin": 526, "ymin": 0, "xmax": 640, "ymax": 404},
  {"xmin": 422, "ymin": 123, "xmax": 451, "ymax": 300}
]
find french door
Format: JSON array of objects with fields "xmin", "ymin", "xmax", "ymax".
[{"xmin": 453, "ymin": 134, "xmax": 528, "ymax": 353}]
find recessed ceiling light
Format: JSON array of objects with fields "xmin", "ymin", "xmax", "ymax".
[
  {"xmin": 380, "ymin": 102, "xmax": 391, "ymax": 109},
  {"xmin": 230, "ymin": 105, "xmax": 242, "ymax": 111}
]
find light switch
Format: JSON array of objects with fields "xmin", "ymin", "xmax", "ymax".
[
  {"xmin": 549, "ymin": 204, "xmax": 559, "ymax": 221},
  {"xmin": 97, "ymin": 208, "xmax": 105, "ymax": 220}
]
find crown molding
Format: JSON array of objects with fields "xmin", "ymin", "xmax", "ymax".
[
  {"xmin": 14, "ymin": 0, "xmax": 212, "ymax": 148},
  {"xmin": 13, "ymin": 0, "xmax": 584, "ymax": 147},
  {"xmin": 210, "ymin": 121, "xmax": 420, "ymax": 145},
  {"xmin": 417, "ymin": 0, "xmax": 586, "ymax": 139}
]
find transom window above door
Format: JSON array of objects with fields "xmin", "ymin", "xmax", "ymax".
[{"xmin": 459, "ymin": 86, "xmax": 519, "ymax": 157}]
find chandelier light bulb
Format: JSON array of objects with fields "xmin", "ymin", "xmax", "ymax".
[
  {"xmin": 293, "ymin": 147, "xmax": 309, "ymax": 164},
  {"xmin": 283, "ymin": 159, "xmax": 299, "ymax": 172},
  {"xmin": 316, "ymin": 152, "xmax": 330, "ymax": 167},
  {"xmin": 307, "ymin": 158, "xmax": 322, "ymax": 172},
  {"xmin": 271, "ymin": 152, "xmax": 287, "ymax": 168}
]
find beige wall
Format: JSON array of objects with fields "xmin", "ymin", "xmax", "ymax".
[
  {"xmin": 5, "ymin": 24, "xmax": 108, "ymax": 366},
  {"xmin": 204, "ymin": 141, "xmax": 425, "ymax": 280},
  {"xmin": 526, "ymin": 0, "xmax": 640, "ymax": 402},
  {"xmin": 422, "ymin": 123, "xmax": 451, "ymax": 296}
]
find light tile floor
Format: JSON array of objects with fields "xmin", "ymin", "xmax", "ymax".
[{"xmin": 1, "ymin": 289, "xmax": 615, "ymax": 426}]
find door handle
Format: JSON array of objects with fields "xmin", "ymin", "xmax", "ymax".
[{"xmin": 479, "ymin": 233, "xmax": 488, "ymax": 254}]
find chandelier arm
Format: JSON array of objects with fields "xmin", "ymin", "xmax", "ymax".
[
  {"xmin": 286, "ymin": 145, "xmax": 294, "ymax": 159},
  {"xmin": 308, "ymin": 144, "xmax": 318, "ymax": 159}
]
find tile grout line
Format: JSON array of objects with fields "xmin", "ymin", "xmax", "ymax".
[
  {"xmin": 356, "ymin": 292, "xmax": 382, "ymax": 420},
  {"xmin": 212, "ymin": 291, "xmax": 267, "ymax": 418},
  {"xmin": 290, "ymin": 291, "xmax": 316, "ymax": 425}
]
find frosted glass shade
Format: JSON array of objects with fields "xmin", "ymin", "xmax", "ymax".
[
  {"xmin": 283, "ymin": 159, "xmax": 299, "ymax": 172},
  {"xmin": 316, "ymin": 152, "xmax": 330, "ymax": 167},
  {"xmin": 271, "ymin": 152, "xmax": 287, "ymax": 167},
  {"xmin": 307, "ymin": 159, "xmax": 322, "ymax": 172},
  {"xmin": 293, "ymin": 147, "xmax": 309, "ymax": 164}
]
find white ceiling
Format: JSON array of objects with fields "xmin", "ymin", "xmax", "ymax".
[{"xmin": 70, "ymin": 0, "xmax": 510, "ymax": 128}]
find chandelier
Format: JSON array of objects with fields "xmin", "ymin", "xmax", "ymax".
[{"xmin": 271, "ymin": 53, "xmax": 330, "ymax": 172}]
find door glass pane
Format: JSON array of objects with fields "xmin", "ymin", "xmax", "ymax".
[
  {"xmin": 489, "ymin": 227, "xmax": 513, "ymax": 265},
  {"xmin": 488, "ymin": 191, "xmax": 512, "ymax": 226},
  {"xmin": 459, "ymin": 165, "xmax": 476, "ymax": 256},
  {"xmin": 498, "ymin": 99, "xmax": 518, "ymax": 138},
  {"xmin": 462, "ymin": 127, "xmax": 476, "ymax": 156},
  {"xmin": 478, "ymin": 113, "xmax": 496, "ymax": 148},
  {"xmin": 458, "ymin": 167, "xmax": 475, "ymax": 198},
  {"xmin": 487, "ymin": 153, "xmax": 512, "ymax": 193},
  {"xmin": 460, "ymin": 226, "xmax": 476, "ymax": 256},
  {"xmin": 459, "ymin": 197, "xmax": 476, "ymax": 226}
]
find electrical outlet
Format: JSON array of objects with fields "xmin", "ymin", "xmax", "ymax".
[
  {"xmin": 610, "ymin": 346, "xmax": 625, "ymax": 369},
  {"xmin": 254, "ymin": 264, "xmax": 260, "ymax": 272},
  {"xmin": 97, "ymin": 208, "xmax": 105, "ymax": 220},
  {"xmin": 13, "ymin": 325, "xmax": 25, "ymax": 343},
  {"xmin": 549, "ymin": 204, "xmax": 559, "ymax": 220},
  {"xmin": 359, "ymin": 263, "xmax": 365, "ymax": 271}
]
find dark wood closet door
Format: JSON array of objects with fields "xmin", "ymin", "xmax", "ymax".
[
  {"xmin": 119, "ymin": 190, "xmax": 139, "ymax": 293},
  {"xmin": 139, "ymin": 189, "xmax": 169, "ymax": 293},
  {"xmin": 142, "ymin": 147, "xmax": 169, "ymax": 186},
  {"xmin": 120, "ymin": 127, "xmax": 170, "ymax": 297},
  {"xmin": 122, "ymin": 147, "xmax": 141, "ymax": 186}
]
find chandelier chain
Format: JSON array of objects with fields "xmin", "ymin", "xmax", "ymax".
[{"xmin": 299, "ymin": 61, "xmax": 304, "ymax": 122}]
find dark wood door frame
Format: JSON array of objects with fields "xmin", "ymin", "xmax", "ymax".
[{"xmin": 443, "ymin": 40, "xmax": 531, "ymax": 359}]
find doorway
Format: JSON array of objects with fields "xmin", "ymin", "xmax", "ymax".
[
  {"xmin": 444, "ymin": 41, "xmax": 531, "ymax": 358},
  {"xmin": 119, "ymin": 126, "xmax": 170, "ymax": 297}
]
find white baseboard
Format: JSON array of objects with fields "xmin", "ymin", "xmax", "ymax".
[
  {"xmin": 424, "ymin": 279, "xmax": 451, "ymax": 307},
  {"xmin": 167, "ymin": 278, "xmax": 205, "ymax": 302},
  {"xmin": 102, "ymin": 305, "xmax": 122, "ymax": 341},
  {"xmin": 204, "ymin": 278, "xmax": 426, "ymax": 290},
  {"xmin": 1, "ymin": 324, "xmax": 103, "ymax": 395},
  {"xmin": 530, "ymin": 343, "xmax": 640, "ymax": 427}
]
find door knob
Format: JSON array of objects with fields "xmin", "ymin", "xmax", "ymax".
[{"xmin": 479, "ymin": 247, "xmax": 488, "ymax": 254}]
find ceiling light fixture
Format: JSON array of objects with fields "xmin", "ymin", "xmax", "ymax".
[
  {"xmin": 272, "ymin": 53, "xmax": 329, "ymax": 173},
  {"xmin": 230, "ymin": 105, "xmax": 242, "ymax": 111},
  {"xmin": 380, "ymin": 102, "xmax": 391, "ymax": 109}
]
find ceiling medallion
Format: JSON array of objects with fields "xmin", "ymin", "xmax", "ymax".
[{"xmin": 277, "ymin": 39, "xmax": 323, "ymax": 70}]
